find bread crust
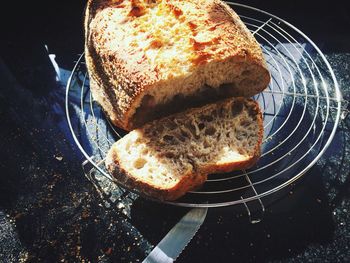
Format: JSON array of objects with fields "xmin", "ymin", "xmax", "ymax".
[
  {"xmin": 106, "ymin": 146, "xmax": 208, "ymax": 201},
  {"xmin": 85, "ymin": 0, "xmax": 270, "ymax": 130}
]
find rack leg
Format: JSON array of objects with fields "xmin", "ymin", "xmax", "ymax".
[{"xmin": 241, "ymin": 172, "xmax": 265, "ymax": 224}]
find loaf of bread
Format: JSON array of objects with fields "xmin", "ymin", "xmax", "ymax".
[
  {"xmin": 84, "ymin": 0, "xmax": 270, "ymax": 131},
  {"xmin": 105, "ymin": 97, "xmax": 263, "ymax": 200}
]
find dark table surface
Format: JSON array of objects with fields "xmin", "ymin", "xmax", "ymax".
[{"xmin": 1, "ymin": 0, "xmax": 350, "ymax": 262}]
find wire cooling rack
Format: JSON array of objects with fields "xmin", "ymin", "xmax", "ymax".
[{"xmin": 65, "ymin": 2, "xmax": 342, "ymax": 210}]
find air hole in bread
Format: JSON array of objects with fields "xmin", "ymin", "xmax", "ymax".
[
  {"xmin": 134, "ymin": 158, "xmax": 147, "ymax": 169},
  {"xmin": 231, "ymin": 100, "xmax": 243, "ymax": 117},
  {"xmin": 236, "ymin": 130, "xmax": 247, "ymax": 141},
  {"xmin": 185, "ymin": 123, "xmax": 198, "ymax": 138},
  {"xmin": 165, "ymin": 152, "xmax": 175, "ymax": 158},
  {"xmin": 247, "ymin": 105, "xmax": 259, "ymax": 118},
  {"xmin": 198, "ymin": 123, "xmax": 205, "ymax": 130},
  {"xmin": 240, "ymin": 120, "xmax": 250, "ymax": 127},
  {"xmin": 163, "ymin": 134, "xmax": 177, "ymax": 144},
  {"xmin": 199, "ymin": 115, "xmax": 214, "ymax": 122},
  {"xmin": 205, "ymin": 126, "xmax": 216, "ymax": 136},
  {"xmin": 203, "ymin": 140, "xmax": 210, "ymax": 148},
  {"xmin": 181, "ymin": 130, "xmax": 191, "ymax": 139},
  {"xmin": 177, "ymin": 134, "xmax": 186, "ymax": 142}
]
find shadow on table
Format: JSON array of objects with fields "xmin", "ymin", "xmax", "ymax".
[{"xmin": 130, "ymin": 164, "xmax": 336, "ymax": 263}]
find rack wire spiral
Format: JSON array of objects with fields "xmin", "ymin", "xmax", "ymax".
[{"xmin": 66, "ymin": 2, "xmax": 342, "ymax": 209}]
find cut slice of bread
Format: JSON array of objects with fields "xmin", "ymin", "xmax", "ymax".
[
  {"xmin": 85, "ymin": 0, "xmax": 270, "ymax": 130},
  {"xmin": 105, "ymin": 97, "xmax": 263, "ymax": 201}
]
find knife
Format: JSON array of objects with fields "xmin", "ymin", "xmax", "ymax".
[{"xmin": 142, "ymin": 207, "xmax": 208, "ymax": 263}]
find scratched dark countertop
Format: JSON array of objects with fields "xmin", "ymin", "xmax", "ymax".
[{"xmin": 0, "ymin": 1, "xmax": 349, "ymax": 262}]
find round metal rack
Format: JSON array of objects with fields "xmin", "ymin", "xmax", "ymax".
[{"xmin": 66, "ymin": 2, "xmax": 342, "ymax": 208}]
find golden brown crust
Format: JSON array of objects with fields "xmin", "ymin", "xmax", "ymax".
[{"xmin": 85, "ymin": 0, "xmax": 270, "ymax": 131}]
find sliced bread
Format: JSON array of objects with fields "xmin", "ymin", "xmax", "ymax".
[{"xmin": 105, "ymin": 97, "xmax": 263, "ymax": 201}]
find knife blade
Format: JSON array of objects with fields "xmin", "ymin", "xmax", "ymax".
[{"xmin": 142, "ymin": 207, "xmax": 208, "ymax": 263}]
